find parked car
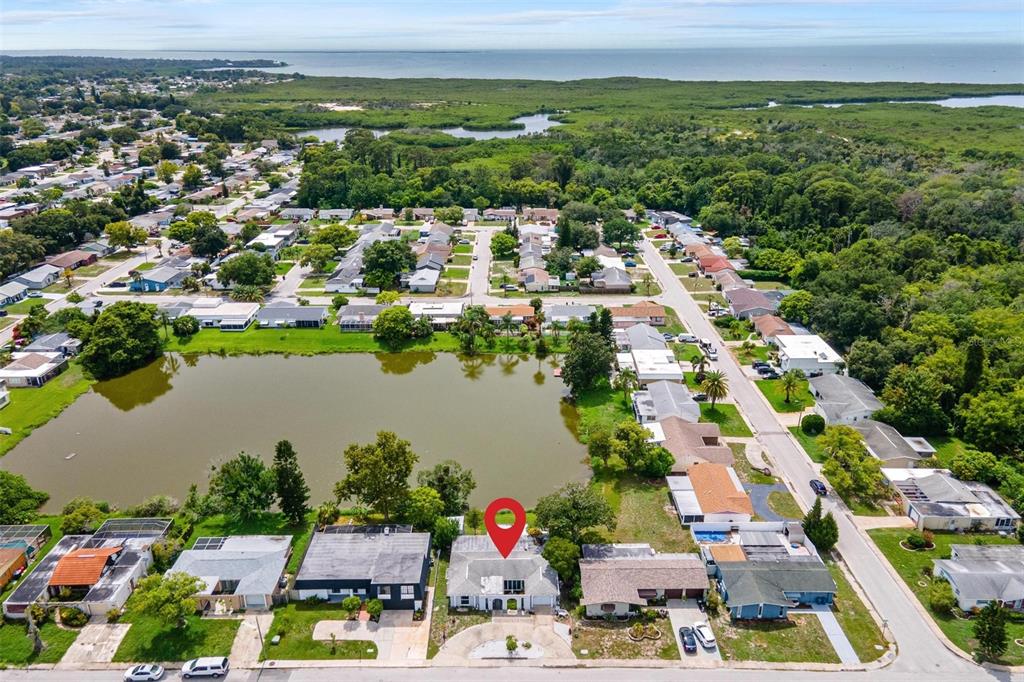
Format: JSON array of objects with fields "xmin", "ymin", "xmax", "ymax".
[
  {"xmin": 677, "ymin": 333, "xmax": 697, "ymax": 343},
  {"xmin": 123, "ymin": 664, "xmax": 164, "ymax": 681},
  {"xmin": 0, "ymin": 310, "xmax": 7, "ymax": 318},
  {"xmin": 810, "ymin": 479, "xmax": 828, "ymax": 496},
  {"xmin": 180, "ymin": 658, "xmax": 229, "ymax": 679},
  {"xmin": 27, "ymin": 291, "xmax": 43, "ymax": 298},
  {"xmin": 693, "ymin": 621, "xmax": 717, "ymax": 649},
  {"xmin": 706, "ymin": 349, "xmax": 718, "ymax": 361},
  {"xmin": 624, "ymin": 260, "xmax": 637, "ymax": 268},
  {"xmin": 108, "ymin": 281, "xmax": 128, "ymax": 288},
  {"xmin": 692, "ymin": 393, "xmax": 708, "ymax": 402},
  {"xmin": 662, "ymin": 333, "xmax": 675, "ymax": 341},
  {"xmin": 756, "ymin": 365, "xmax": 776, "ymax": 375},
  {"xmin": 503, "ymin": 284, "xmax": 517, "ymax": 291},
  {"xmin": 699, "ymin": 338, "xmax": 712, "ymax": 349},
  {"xmin": 751, "ymin": 361, "xmax": 769, "ymax": 369},
  {"xmin": 687, "ymin": 271, "xmax": 698, "ymax": 278},
  {"xmin": 760, "ymin": 371, "xmax": 780, "ymax": 380},
  {"xmin": 679, "ymin": 626, "xmax": 698, "ymax": 654},
  {"xmin": 472, "ymin": 254, "xmax": 479, "ymax": 260},
  {"xmin": 458, "ymin": 239, "xmax": 470, "ymax": 245}
]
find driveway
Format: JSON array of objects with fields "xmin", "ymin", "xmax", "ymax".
[
  {"xmin": 666, "ymin": 599, "xmax": 721, "ymax": 662},
  {"xmin": 56, "ymin": 623, "xmax": 130, "ymax": 666},
  {"xmin": 433, "ymin": 615, "xmax": 574, "ymax": 664},
  {"xmin": 745, "ymin": 482, "xmax": 790, "ymax": 522},
  {"xmin": 311, "ymin": 610, "xmax": 429, "ymax": 661},
  {"xmin": 467, "ymin": 228, "xmax": 494, "ymax": 299}
]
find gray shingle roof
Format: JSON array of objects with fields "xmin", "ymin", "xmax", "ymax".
[
  {"xmin": 809, "ymin": 374, "xmax": 883, "ymax": 422},
  {"xmin": 170, "ymin": 535, "xmax": 290, "ymax": 597},
  {"xmin": 854, "ymin": 420, "xmax": 923, "ymax": 463},
  {"xmin": 718, "ymin": 560, "xmax": 836, "ymax": 608},
  {"xmin": 447, "ymin": 535, "xmax": 558, "ymax": 598},
  {"xmin": 257, "ymin": 304, "xmax": 328, "ymax": 322},
  {"xmin": 297, "ymin": 530, "xmax": 430, "ymax": 585}
]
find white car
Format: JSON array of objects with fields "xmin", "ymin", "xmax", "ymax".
[
  {"xmin": 693, "ymin": 620, "xmax": 717, "ymax": 649},
  {"xmin": 123, "ymin": 664, "xmax": 164, "ymax": 681},
  {"xmin": 181, "ymin": 657, "xmax": 229, "ymax": 678},
  {"xmin": 677, "ymin": 333, "xmax": 698, "ymax": 343}
]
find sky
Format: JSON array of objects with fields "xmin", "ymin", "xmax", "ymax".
[{"xmin": 2, "ymin": 0, "xmax": 1022, "ymax": 51}]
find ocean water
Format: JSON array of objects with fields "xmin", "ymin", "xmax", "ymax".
[{"xmin": 5, "ymin": 45, "xmax": 1023, "ymax": 83}]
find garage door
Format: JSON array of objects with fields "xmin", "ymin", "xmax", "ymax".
[
  {"xmin": 665, "ymin": 589, "xmax": 684, "ymax": 599},
  {"xmin": 685, "ymin": 588, "xmax": 704, "ymax": 598}
]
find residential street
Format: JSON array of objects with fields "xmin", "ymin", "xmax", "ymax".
[{"xmin": 638, "ymin": 239, "xmax": 980, "ymax": 677}]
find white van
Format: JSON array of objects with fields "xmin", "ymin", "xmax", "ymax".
[
  {"xmin": 699, "ymin": 338, "xmax": 712, "ymax": 349},
  {"xmin": 181, "ymin": 657, "xmax": 229, "ymax": 678}
]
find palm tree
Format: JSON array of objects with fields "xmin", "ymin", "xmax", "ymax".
[
  {"xmin": 550, "ymin": 320, "xmax": 565, "ymax": 346},
  {"xmin": 612, "ymin": 367, "xmax": 639, "ymax": 406},
  {"xmin": 780, "ymin": 369, "xmax": 806, "ymax": 404},
  {"xmin": 642, "ymin": 272, "xmax": 654, "ymax": 295},
  {"xmin": 701, "ymin": 371, "xmax": 729, "ymax": 409},
  {"xmin": 159, "ymin": 312, "xmax": 171, "ymax": 342},
  {"xmin": 500, "ymin": 273, "xmax": 510, "ymax": 298},
  {"xmin": 500, "ymin": 312, "xmax": 516, "ymax": 347},
  {"xmin": 690, "ymin": 353, "xmax": 709, "ymax": 381},
  {"xmin": 315, "ymin": 501, "xmax": 340, "ymax": 530}
]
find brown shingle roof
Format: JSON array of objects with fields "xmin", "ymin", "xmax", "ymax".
[
  {"xmin": 658, "ymin": 418, "xmax": 735, "ymax": 472},
  {"xmin": 485, "ymin": 305, "xmax": 535, "ymax": 318},
  {"xmin": 580, "ymin": 556, "xmax": 707, "ymax": 605},
  {"xmin": 752, "ymin": 315, "xmax": 793, "ymax": 339},
  {"xmin": 688, "ymin": 463, "xmax": 753, "ymax": 515},
  {"xmin": 609, "ymin": 302, "xmax": 666, "ymax": 319},
  {"xmin": 49, "ymin": 546, "xmax": 121, "ymax": 587}
]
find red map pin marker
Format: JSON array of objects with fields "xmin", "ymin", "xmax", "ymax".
[{"xmin": 484, "ymin": 497, "xmax": 527, "ymax": 558}]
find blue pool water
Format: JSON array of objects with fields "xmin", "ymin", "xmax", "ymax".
[{"xmin": 694, "ymin": 531, "xmax": 727, "ymax": 543}]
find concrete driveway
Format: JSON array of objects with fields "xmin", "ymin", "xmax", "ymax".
[
  {"xmin": 433, "ymin": 615, "xmax": 574, "ymax": 664},
  {"xmin": 311, "ymin": 610, "xmax": 429, "ymax": 661},
  {"xmin": 56, "ymin": 623, "xmax": 130, "ymax": 666},
  {"xmin": 666, "ymin": 599, "xmax": 721, "ymax": 662}
]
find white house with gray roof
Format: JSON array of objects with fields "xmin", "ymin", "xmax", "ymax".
[
  {"xmin": 809, "ymin": 373, "xmax": 883, "ymax": 425},
  {"xmin": 632, "ymin": 380, "xmax": 700, "ymax": 424},
  {"xmin": 882, "ymin": 468, "xmax": 1020, "ymax": 532},
  {"xmin": 15, "ymin": 264, "xmax": 61, "ymax": 290},
  {"xmin": 933, "ymin": 544, "xmax": 1024, "ymax": 612},
  {"xmin": 256, "ymin": 303, "xmax": 328, "ymax": 328},
  {"xmin": 854, "ymin": 420, "xmax": 927, "ymax": 468},
  {"xmin": 168, "ymin": 535, "xmax": 291, "ymax": 612},
  {"xmin": 447, "ymin": 534, "xmax": 559, "ymax": 612},
  {"xmin": 544, "ymin": 304, "xmax": 595, "ymax": 326},
  {"xmin": 614, "ymin": 323, "xmax": 667, "ymax": 352}
]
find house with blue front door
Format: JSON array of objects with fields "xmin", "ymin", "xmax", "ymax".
[
  {"xmin": 130, "ymin": 266, "xmax": 189, "ymax": 292},
  {"xmin": 717, "ymin": 560, "xmax": 836, "ymax": 620}
]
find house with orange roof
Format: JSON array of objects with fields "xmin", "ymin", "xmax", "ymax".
[
  {"xmin": 667, "ymin": 463, "xmax": 753, "ymax": 524},
  {"xmin": 698, "ymin": 255, "xmax": 734, "ymax": 275},
  {"xmin": 484, "ymin": 305, "xmax": 536, "ymax": 325},
  {"xmin": 608, "ymin": 301, "xmax": 666, "ymax": 328},
  {"xmin": 752, "ymin": 315, "xmax": 793, "ymax": 345}
]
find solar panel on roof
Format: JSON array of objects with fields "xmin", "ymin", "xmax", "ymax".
[{"xmin": 193, "ymin": 537, "xmax": 226, "ymax": 551}]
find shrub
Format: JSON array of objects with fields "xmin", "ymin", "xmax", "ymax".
[
  {"xmin": 332, "ymin": 295, "xmax": 349, "ymax": 310},
  {"xmin": 59, "ymin": 606, "xmax": 88, "ymax": 627},
  {"xmin": 801, "ymin": 414, "xmax": 826, "ymax": 435},
  {"xmin": 28, "ymin": 603, "xmax": 48, "ymax": 624},
  {"xmin": 365, "ymin": 599, "xmax": 383, "ymax": 620},
  {"xmin": 905, "ymin": 532, "xmax": 928, "ymax": 550},
  {"xmin": 341, "ymin": 595, "xmax": 362, "ymax": 615},
  {"xmin": 172, "ymin": 315, "xmax": 200, "ymax": 337},
  {"xmin": 304, "ymin": 595, "xmax": 325, "ymax": 606},
  {"xmin": 736, "ymin": 269, "xmax": 784, "ymax": 281},
  {"xmin": 106, "ymin": 608, "xmax": 123, "ymax": 623},
  {"xmin": 929, "ymin": 579, "xmax": 957, "ymax": 615}
]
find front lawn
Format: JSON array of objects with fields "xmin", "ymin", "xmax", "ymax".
[
  {"xmin": 789, "ymin": 426, "xmax": 827, "ymax": 463},
  {"xmin": 572, "ymin": 616, "xmax": 679, "ymax": 660},
  {"xmin": 450, "ymin": 254, "xmax": 472, "ymax": 266},
  {"xmin": 767, "ymin": 491, "xmax": 803, "ymax": 519},
  {"xmin": 867, "ymin": 529, "xmax": 1024, "ymax": 665},
  {"xmin": 0, "ymin": 363, "xmax": 94, "ymax": 457},
  {"xmin": 699, "ymin": 404, "xmax": 753, "ymax": 437},
  {"xmin": 275, "ymin": 261, "xmax": 294, "ymax": 276},
  {"xmin": 826, "ymin": 562, "xmax": 886, "ymax": 663},
  {"xmin": 661, "ymin": 307, "xmax": 686, "ymax": 334},
  {"xmin": 712, "ymin": 613, "xmax": 839, "ymax": 663},
  {"xmin": 261, "ymin": 602, "xmax": 377, "ymax": 661},
  {"xmin": 3, "ymin": 299, "xmax": 48, "ymax": 315},
  {"xmin": 428, "ymin": 556, "xmax": 490, "ymax": 659},
  {"xmin": 736, "ymin": 344, "xmax": 772, "ymax": 365},
  {"xmin": 113, "ymin": 613, "xmax": 240, "ymax": 663},
  {"xmin": 673, "ymin": 343, "xmax": 703, "ymax": 363},
  {"xmin": 595, "ymin": 475, "xmax": 696, "ymax": 553},
  {"xmin": 757, "ymin": 378, "xmax": 814, "ymax": 413},
  {"xmin": 669, "ymin": 262, "xmax": 696, "ymax": 275},
  {"xmin": 0, "ymin": 619, "xmax": 80, "ymax": 665},
  {"xmin": 453, "ymin": 244, "xmax": 472, "ymax": 254},
  {"xmin": 730, "ymin": 443, "xmax": 775, "ymax": 485},
  {"xmin": 164, "ymin": 328, "xmax": 463, "ymax": 356}
]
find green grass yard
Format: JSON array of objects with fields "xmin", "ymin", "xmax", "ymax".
[
  {"xmin": 3, "ymin": 299, "xmax": 48, "ymax": 315},
  {"xmin": 573, "ymin": 385, "xmax": 633, "ymax": 444},
  {"xmin": 789, "ymin": 426, "xmax": 827, "ymax": 463},
  {"xmin": 756, "ymin": 378, "xmax": 814, "ymax": 413},
  {"xmin": 0, "ymin": 363, "xmax": 94, "ymax": 457},
  {"xmin": 867, "ymin": 529, "xmax": 1024, "ymax": 665},
  {"xmin": 767, "ymin": 491, "xmax": 804, "ymax": 519},
  {"xmin": 450, "ymin": 254, "xmax": 472, "ymax": 266},
  {"xmin": 713, "ymin": 613, "xmax": 839, "ymax": 663},
  {"xmin": 164, "ymin": 327, "xmax": 463, "ymax": 355},
  {"xmin": 113, "ymin": 612, "xmax": 240, "ymax": 663},
  {"xmin": 827, "ymin": 562, "xmax": 886, "ymax": 663},
  {"xmin": 699, "ymin": 404, "xmax": 753, "ymax": 437},
  {"xmin": 596, "ymin": 475, "xmax": 697, "ymax": 553},
  {"xmin": 0, "ymin": 620, "xmax": 80, "ymax": 666},
  {"xmin": 261, "ymin": 602, "xmax": 377, "ymax": 661},
  {"xmin": 736, "ymin": 344, "xmax": 772, "ymax": 365}
]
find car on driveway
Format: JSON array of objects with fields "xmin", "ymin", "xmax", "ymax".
[
  {"xmin": 810, "ymin": 479, "xmax": 828, "ymax": 496},
  {"xmin": 752, "ymin": 361, "xmax": 769, "ymax": 369},
  {"xmin": 678, "ymin": 333, "xmax": 697, "ymax": 343},
  {"xmin": 123, "ymin": 664, "xmax": 164, "ymax": 681},
  {"xmin": 663, "ymin": 333, "xmax": 676, "ymax": 341},
  {"xmin": 678, "ymin": 626, "xmax": 698, "ymax": 654},
  {"xmin": 693, "ymin": 621, "xmax": 717, "ymax": 649}
]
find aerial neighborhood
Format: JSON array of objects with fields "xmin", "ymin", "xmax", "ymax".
[{"xmin": 0, "ymin": 53, "xmax": 1020, "ymax": 681}]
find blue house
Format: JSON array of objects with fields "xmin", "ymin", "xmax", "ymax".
[
  {"xmin": 717, "ymin": 560, "xmax": 836, "ymax": 620},
  {"xmin": 130, "ymin": 266, "xmax": 188, "ymax": 292}
]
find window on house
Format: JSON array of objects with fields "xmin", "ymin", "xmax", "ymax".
[
  {"xmin": 503, "ymin": 580, "xmax": 525, "ymax": 595},
  {"xmin": 460, "ymin": 596, "xmax": 470, "ymax": 606},
  {"xmin": 401, "ymin": 585, "xmax": 415, "ymax": 598},
  {"xmin": 378, "ymin": 586, "xmax": 391, "ymax": 599}
]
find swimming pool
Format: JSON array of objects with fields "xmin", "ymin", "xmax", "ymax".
[{"xmin": 693, "ymin": 531, "xmax": 727, "ymax": 543}]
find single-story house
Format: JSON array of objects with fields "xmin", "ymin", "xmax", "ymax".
[
  {"xmin": 23, "ymin": 332, "xmax": 82, "ymax": 357},
  {"xmin": 408, "ymin": 268, "xmax": 440, "ymax": 293},
  {"xmin": 80, "ymin": 239, "xmax": 115, "ymax": 257},
  {"xmin": 257, "ymin": 303, "xmax": 328, "ymax": 328},
  {"xmin": 809, "ymin": 374, "xmax": 882, "ymax": 425},
  {"xmin": 654, "ymin": 419, "xmax": 734, "ymax": 472},
  {"xmin": 0, "ymin": 281, "xmax": 29, "ymax": 306},
  {"xmin": 615, "ymin": 323, "xmax": 667, "ymax": 352},
  {"xmin": 591, "ymin": 267, "xmax": 632, "ymax": 293},
  {"xmin": 933, "ymin": 545, "xmax": 1024, "ymax": 612},
  {"xmin": 409, "ymin": 301, "xmax": 464, "ymax": 329},
  {"xmin": 752, "ymin": 315, "xmax": 793, "ymax": 345},
  {"xmin": 775, "ymin": 335, "xmax": 843, "ymax": 375},
  {"xmin": 15, "ymin": 264, "xmax": 61, "ymax": 290},
  {"xmin": 185, "ymin": 302, "xmax": 259, "ymax": 331},
  {"xmin": 46, "ymin": 250, "xmax": 97, "ymax": 271},
  {"xmin": 337, "ymin": 304, "xmax": 385, "ymax": 331},
  {"xmin": 669, "ymin": 464, "xmax": 753, "ymax": 524},
  {"xmin": 698, "ymin": 255, "xmax": 733, "ymax": 274},
  {"xmin": 280, "ymin": 207, "xmax": 315, "ymax": 222},
  {"xmin": 717, "ymin": 560, "xmax": 836, "ymax": 620},
  {"xmin": 293, "ymin": 526, "xmax": 430, "ymax": 610},
  {"xmin": 609, "ymin": 302, "xmax": 666, "ymax": 328},
  {"xmin": 580, "ymin": 544, "xmax": 707, "ymax": 617},
  {"xmin": 712, "ymin": 270, "xmax": 749, "ymax": 292},
  {"xmin": 521, "ymin": 207, "xmax": 559, "ymax": 223},
  {"xmin": 485, "ymin": 305, "xmax": 536, "ymax": 325},
  {"xmin": 363, "ymin": 207, "xmax": 395, "ymax": 221},
  {"xmin": 482, "ymin": 208, "xmax": 516, "ymax": 222},
  {"xmin": 520, "ymin": 268, "xmax": 559, "ymax": 293},
  {"xmin": 416, "ymin": 253, "xmax": 446, "ymax": 272},
  {"xmin": 689, "ymin": 521, "xmax": 821, "ymax": 571},
  {"xmin": 616, "ymin": 349, "xmax": 684, "ymax": 385},
  {"xmin": 725, "ymin": 287, "xmax": 777, "ymax": 320},
  {"xmin": 168, "ymin": 535, "xmax": 291, "ymax": 613},
  {"xmin": 130, "ymin": 266, "xmax": 189, "ymax": 292},
  {"xmin": 447, "ymin": 534, "xmax": 559, "ymax": 612},
  {"xmin": 854, "ymin": 420, "xmax": 926, "ymax": 468},
  {"xmin": 882, "ymin": 468, "xmax": 1020, "ymax": 532},
  {"xmin": 319, "ymin": 209, "xmax": 354, "ymax": 222},
  {"xmin": 0, "ymin": 352, "xmax": 69, "ymax": 388},
  {"xmin": 632, "ymin": 380, "xmax": 700, "ymax": 424},
  {"xmin": 544, "ymin": 304, "xmax": 596, "ymax": 326}
]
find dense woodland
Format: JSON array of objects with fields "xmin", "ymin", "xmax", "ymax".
[{"xmin": 1, "ymin": 69, "xmax": 1022, "ymax": 512}]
